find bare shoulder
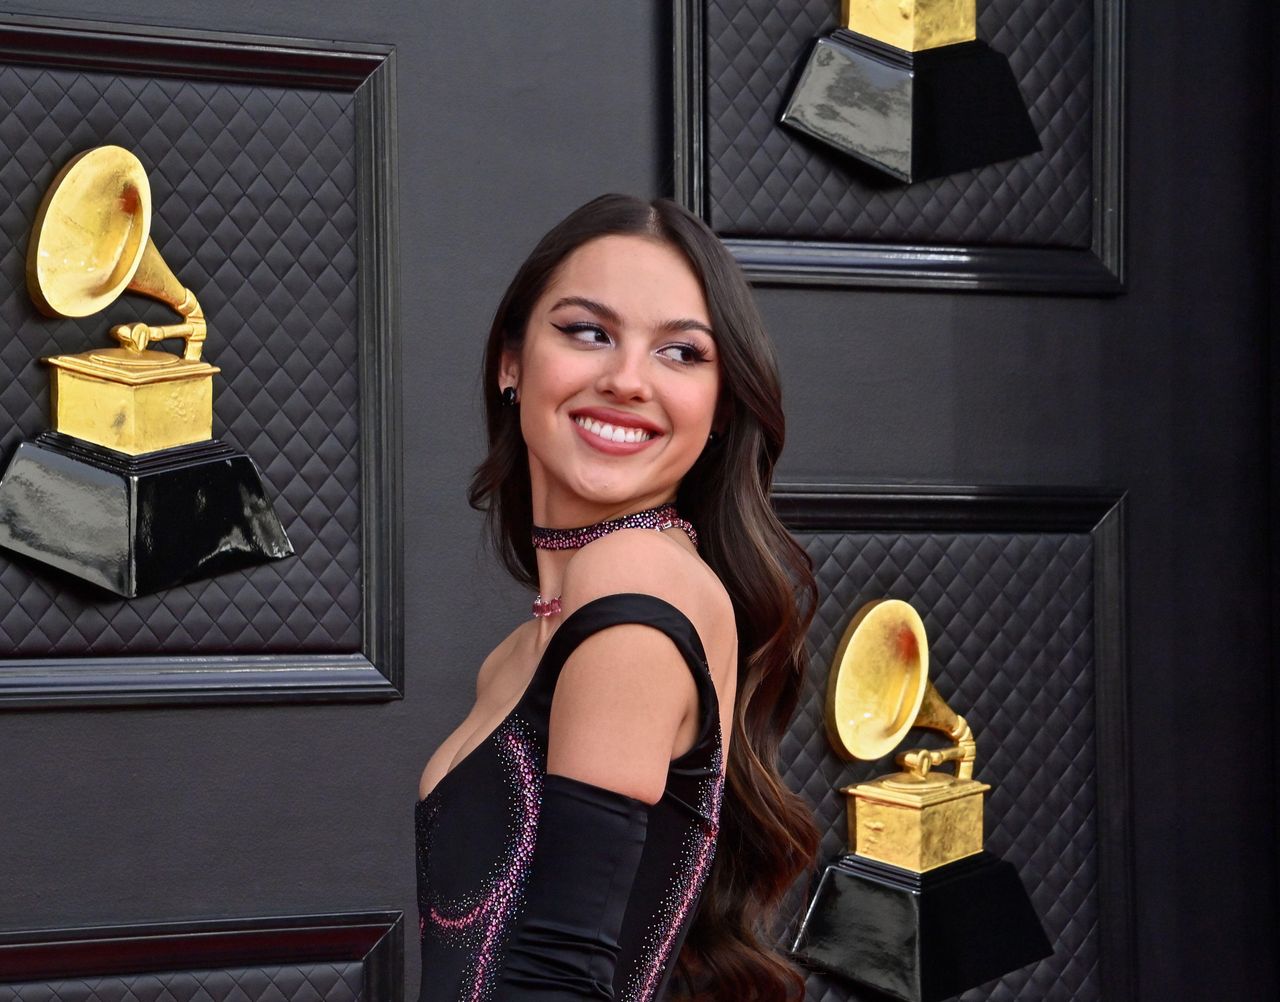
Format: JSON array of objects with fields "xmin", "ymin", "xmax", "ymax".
[
  {"xmin": 561, "ymin": 529, "xmax": 733, "ymax": 635},
  {"xmin": 547, "ymin": 529, "xmax": 735, "ymax": 803}
]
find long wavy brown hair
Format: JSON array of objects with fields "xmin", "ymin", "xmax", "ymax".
[{"xmin": 468, "ymin": 194, "xmax": 819, "ymax": 1000}]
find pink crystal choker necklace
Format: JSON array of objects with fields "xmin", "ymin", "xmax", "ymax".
[
  {"xmin": 531, "ymin": 503, "xmax": 697, "ymax": 551},
  {"xmin": 529, "ymin": 503, "xmax": 697, "ymax": 618}
]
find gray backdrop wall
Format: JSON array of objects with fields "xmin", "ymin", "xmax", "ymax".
[{"xmin": 0, "ymin": 2, "xmax": 1274, "ymax": 1000}]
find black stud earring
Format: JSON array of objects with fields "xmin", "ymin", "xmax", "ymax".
[
  {"xmin": 707, "ymin": 430, "xmax": 721, "ymax": 445},
  {"xmin": 501, "ymin": 386, "xmax": 518, "ymax": 407}
]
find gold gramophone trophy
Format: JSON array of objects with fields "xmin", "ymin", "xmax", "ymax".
[
  {"xmin": 790, "ymin": 599, "xmax": 1050, "ymax": 1002},
  {"xmin": 0, "ymin": 145, "xmax": 292, "ymax": 596}
]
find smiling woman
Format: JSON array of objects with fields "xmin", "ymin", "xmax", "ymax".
[{"xmin": 416, "ymin": 195, "xmax": 818, "ymax": 1002}]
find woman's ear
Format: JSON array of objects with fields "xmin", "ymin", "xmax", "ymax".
[{"xmin": 499, "ymin": 348, "xmax": 520, "ymax": 394}]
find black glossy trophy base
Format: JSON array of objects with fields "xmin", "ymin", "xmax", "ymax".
[
  {"xmin": 0, "ymin": 432, "xmax": 293, "ymax": 597},
  {"xmin": 791, "ymin": 851, "xmax": 1052, "ymax": 1002},
  {"xmin": 781, "ymin": 30, "xmax": 1042, "ymax": 183}
]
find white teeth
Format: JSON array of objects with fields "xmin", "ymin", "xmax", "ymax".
[{"xmin": 574, "ymin": 416, "xmax": 653, "ymax": 444}]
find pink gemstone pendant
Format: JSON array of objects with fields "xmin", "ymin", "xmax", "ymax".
[{"xmin": 531, "ymin": 595, "xmax": 562, "ymax": 619}]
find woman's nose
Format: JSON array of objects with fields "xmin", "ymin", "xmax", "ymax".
[{"xmin": 595, "ymin": 347, "xmax": 652, "ymax": 401}]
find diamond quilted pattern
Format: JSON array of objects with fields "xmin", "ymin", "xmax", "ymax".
[
  {"xmin": 703, "ymin": 0, "xmax": 1094, "ymax": 246},
  {"xmin": 781, "ymin": 531, "xmax": 1098, "ymax": 1001},
  {"xmin": 0, "ymin": 63, "xmax": 361, "ymax": 655},
  {"xmin": 0, "ymin": 962, "xmax": 363, "ymax": 1002}
]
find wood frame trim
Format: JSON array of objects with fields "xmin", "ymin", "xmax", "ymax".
[
  {"xmin": 0, "ymin": 15, "xmax": 402, "ymax": 708},
  {"xmin": 673, "ymin": 1, "xmax": 1125, "ymax": 293},
  {"xmin": 0, "ymin": 911, "xmax": 403, "ymax": 1002},
  {"xmin": 772, "ymin": 483, "xmax": 1137, "ymax": 1000}
]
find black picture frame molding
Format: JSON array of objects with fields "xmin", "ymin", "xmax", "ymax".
[
  {"xmin": 0, "ymin": 14, "xmax": 402, "ymax": 708},
  {"xmin": 772, "ymin": 482, "xmax": 1137, "ymax": 1001},
  {"xmin": 674, "ymin": 1, "xmax": 1125, "ymax": 293},
  {"xmin": 0, "ymin": 911, "xmax": 403, "ymax": 1002}
]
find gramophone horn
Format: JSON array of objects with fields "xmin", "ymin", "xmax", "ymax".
[
  {"xmin": 26, "ymin": 146, "xmax": 151, "ymax": 318},
  {"xmin": 26, "ymin": 145, "xmax": 206, "ymax": 361},
  {"xmin": 825, "ymin": 598, "xmax": 929, "ymax": 760},
  {"xmin": 826, "ymin": 597, "xmax": 977, "ymax": 780}
]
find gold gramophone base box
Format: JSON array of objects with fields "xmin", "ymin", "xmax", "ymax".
[
  {"xmin": 843, "ymin": 0, "xmax": 977, "ymax": 53},
  {"xmin": 46, "ymin": 349, "xmax": 219, "ymax": 456},
  {"xmin": 845, "ymin": 775, "xmax": 990, "ymax": 873}
]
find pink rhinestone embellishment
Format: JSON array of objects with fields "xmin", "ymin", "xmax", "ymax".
[{"xmin": 531, "ymin": 595, "xmax": 562, "ymax": 619}]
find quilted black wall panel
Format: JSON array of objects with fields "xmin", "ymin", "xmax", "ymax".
[
  {"xmin": 0, "ymin": 63, "xmax": 362, "ymax": 655},
  {"xmin": 784, "ymin": 530, "xmax": 1099, "ymax": 1001},
  {"xmin": 0, "ymin": 963, "xmax": 363, "ymax": 1002},
  {"xmin": 703, "ymin": 0, "xmax": 1094, "ymax": 246}
]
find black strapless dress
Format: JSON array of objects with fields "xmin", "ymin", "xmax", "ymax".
[{"xmin": 415, "ymin": 593, "xmax": 724, "ymax": 1002}]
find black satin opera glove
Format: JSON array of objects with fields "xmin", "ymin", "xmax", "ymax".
[{"xmin": 494, "ymin": 773, "xmax": 650, "ymax": 1000}]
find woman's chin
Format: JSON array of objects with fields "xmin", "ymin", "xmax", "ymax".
[{"xmin": 543, "ymin": 477, "xmax": 672, "ymax": 517}]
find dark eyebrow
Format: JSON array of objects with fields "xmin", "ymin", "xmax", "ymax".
[
  {"xmin": 549, "ymin": 296, "xmax": 715, "ymax": 340},
  {"xmin": 549, "ymin": 296, "xmax": 621, "ymax": 324},
  {"xmin": 659, "ymin": 317, "xmax": 716, "ymax": 339}
]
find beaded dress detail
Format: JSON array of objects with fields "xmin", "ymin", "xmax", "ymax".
[{"xmin": 415, "ymin": 594, "xmax": 723, "ymax": 1001}]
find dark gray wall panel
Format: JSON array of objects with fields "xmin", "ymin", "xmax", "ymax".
[
  {"xmin": 702, "ymin": 0, "xmax": 1094, "ymax": 246},
  {"xmin": 0, "ymin": 965, "xmax": 363, "ymax": 1002},
  {"xmin": 0, "ymin": 61, "xmax": 361, "ymax": 655},
  {"xmin": 0, "ymin": 913, "xmax": 401, "ymax": 1002},
  {"xmin": 0, "ymin": 2, "xmax": 1272, "ymax": 1002}
]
